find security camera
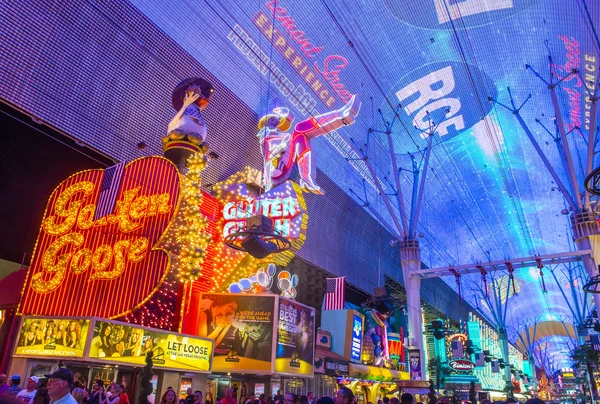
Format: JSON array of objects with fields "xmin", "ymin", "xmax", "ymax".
[{"xmin": 390, "ymin": 239, "xmax": 398, "ymax": 247}]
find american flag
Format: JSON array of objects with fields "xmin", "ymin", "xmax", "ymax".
[
  {"xmin": 491, "ymin": 360, "xmax": 499, "ymax": 373},
  {"xmin": 451, "ymin": 340, "xmax": 464, "ymax": 358},
  {"xmin": 474, "ymin": 352, "xmax": 485, "ymax": 367},
  {"xmin": 93, "ymin": 162, "xmax": 125, "ymax": 221},
  {"xmin": 324, "ymin": 277, "xmax": 345, "ymax": 310}
]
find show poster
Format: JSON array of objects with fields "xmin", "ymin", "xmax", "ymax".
[
  {"xmin": 275, "ymin": 297, "xmax": 315, "ymax": 376},
  {"xmin": 88, "ymin": 320, "xmax": 213, "ymax": 372},
  {"xmin": 14, "ymin": 317, "xmax": 90, "ymax": 358},
  {"xmin": 190, "ymin": 293, "xmax": 277, "ymax": 373},
  {"xmin": 408, "ymin": 349, "xmax": 422, "ymax": 379}
]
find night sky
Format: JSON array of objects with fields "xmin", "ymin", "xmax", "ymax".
[{"xmin": 0, "ymin": 104, "xmax": 112, "ymax": 265}]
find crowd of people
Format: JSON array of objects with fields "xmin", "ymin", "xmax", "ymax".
[
  {"xmin": 0, "ymin": 369, "xmax": 130, "ymax": 404},
  {"xmin": 0, "ymin": 369, "xmax": 548, "ymax": 404}
]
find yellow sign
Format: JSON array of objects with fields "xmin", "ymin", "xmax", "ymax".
[
  {"xmin": 14, "ymin": 318, "xmax": 90, "ymax": 358},
  {"xmin": 88, "ymin": 320, "xmax": 213, "ymax": 373}
]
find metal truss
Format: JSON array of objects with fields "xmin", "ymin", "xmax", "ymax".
[{"xmin": 418, "ymin": 249, "xmax": 592, "ymax": 278}]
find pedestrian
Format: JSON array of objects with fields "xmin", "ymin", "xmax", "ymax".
[
  {"xmin": 273, "ymin": 391, "xmax": 283, "ymax": 404},
  {"xmin": 220, "ymin": 389, "xmax": 236, "ymax": 404},
  {"xmin": 87, "ymin": 380, "xmax": 105, "ymax": 404},
  {"xmin": 16, "ymin": 376, "xmax": 38, "ymax": 403},
  {"xmin": 316, "ymin": 398, "xmax": 334, "ymax": 404},
  {"xmin": 118, "ymin": 385, "xmax": 129, "ymax": 404},
  {"xmin": 299, "ymin": 396, "xmax": 308, "ymax": 404},
  {"xmin": 102, "ymin": 384, "xmax": 120, "ymax": 404},
  {"xmin": 8, "ymin": 376, "xmax": 21, "ymax": 397},
  {"xmin": 186, "ymin": 388, "xmax": 195, "ymax": 404},
  {"xmin": 45, "ymin": 368, "xmax": 77, "ymax": 404},
  {"xmin": 0, "ymin": 375, "xmax": 9, "ymax": 395},
  {"xmin": 400, "ymin": 394, "xmax": 413, "ymax": 404},
  {"xmin": 334, "ymin": 388, "xmax": 354, "ymax": 404},
  {"xmin": 390, "ymin": 399, "xmax": 399, "ymax": 404},
  {"xmin": 70, "ymin": 388, "xmax": 87, "ymax": 404},
  {"xmin": 307, "ymin": 393, "xmax": 314, "ymax": 404},
  {"xmin": 160, "ymin": 390, "xmax": 177, "ymax": 404},
  {"xmin": 193, "ymin": 391, "xmax": 203, "ymax": 404}
]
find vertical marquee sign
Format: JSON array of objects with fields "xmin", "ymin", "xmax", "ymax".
[{"xmin": 18, "ymin": 157, "xmax": 181, "ymax": 319}]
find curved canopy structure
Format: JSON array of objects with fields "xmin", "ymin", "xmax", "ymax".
[{"xmin": 126, "ymin": 0, "xmax": 600, "ymax": 370}]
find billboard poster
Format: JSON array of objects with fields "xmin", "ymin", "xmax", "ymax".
[
  {"xmin": 187, "ymin": 293, "xmax": 276, "ymax": 373},
  {"xmin": 408, "ymin": 349, "xmax": 422, "ymax": 379},
  {"xmin": 350, "ymin": 313, "xmax": 363, "ymax": 362},
  {"xmin": 275, "ymin": 297, "xmax": 315, "ymax": 376},
  {"xmin": 88, "ymin": 320, "xmax": 212, "ymax": 372},
  {"xmin": 14, "ymin": 317, "xmax": 90, "ymax": 358}
]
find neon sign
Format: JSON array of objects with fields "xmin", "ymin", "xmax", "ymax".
[
  {"xmin": 222, "ymin": 197, "xmax": 300, "ymax": 237},
  {"xmin": 19, "ymin": 157, "xmax": 181, "ymax": 319}
]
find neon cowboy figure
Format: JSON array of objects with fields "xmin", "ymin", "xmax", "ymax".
[{"xmin": 257, "ymin": 95, "xmax": 361, "ymax": 194}]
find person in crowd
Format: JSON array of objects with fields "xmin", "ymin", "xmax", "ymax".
[
  {"xmin": 382, "ymin": 398, "xmax": 389, "ymax": 404},
  {"xmin": 16, "ymin": 376, "xmax": 38, "ymax": 403},
  {"xmin": 193, "ymin": 391, "xmax": 203, "ymax": 404},
  {"xmin": 298, "ymin": 396, "xmax": 308, "ymax": 404},
  {"xmin": 184, "ymin": 388, "xmax": 194, "ymax": 404},
  {"xmin": 45, "ymin": 368, "xmax": 76, "ymax": 404},
  {"xmin": 204, "ymin": 390, "xmax": 213, "ymax": 404},
  {"xmin": 284, "ymin": 394, "xmax": 296, "ymax": 404},
  {"xmin": 306, "ymin": 393, "xmax": 313, "ymax": 404},
  {"xmin": 102, "ymin": 384, "xmax": 120, "ymax": 404},
  {"xmin": 376, "ymin": 400, "xmax": 383, "ymax": 404},
  {"xmin": 179, "ymin": 400, "xmax": 186, "ymax": 404},
  {"xmin": 266, "ymin": 396, "xmax": 273, "ymax": 404},
  {"xmin": 316, "ymin": 397, "xmax": 334, "ymax": 404},
  {"xmin": 399, "ymin": 394, "xmax": 413, "ymax": 404},
  {"xmin": 524, "ymin": 399, "xmax": 544, "ymax": 404},
  {"xmin": 258, "ymin": 394, "xmax": 266, "ymax": 404},
  {"xmin": 0, "ymin": 375, "xmax": 10, "ymax": 395},
  {"xmin": 390, "ymin": 398, "xmax": 399, "ymax": 404},
  {"xmin": 238, "ymin": 385, "xmax": 247, "ymax": 404},
  {"xmin": 87, "ymin": 380, "xmax": 105, "ymax": 404},
  {"xmin": 167, "ymin": 387, "xmax": 173, "ymax": 391},
  {"xmin": 118, "ymin": 385, "xmax": 129, "ymax": 404},
  {"xmin": 7, "ymin": 376, "xmax": 21, "ymax": 397},
  {"xmin": 161, "ymin": 390, "xmax": 177, "ymax": 404},
  {"xmin": 70, "ymin": 388, "xmax": 87, "ymax": 404},
  {"xmin": 274, "ymin": 391, "xmax": 283, "ymax": 404},
  {"xmin": 220, "ymin": 389, "xmax": 236, "ymax": 404},
  {"xmin": 334, "ymin": 388, "xmax": 354, "ymax": 404}
]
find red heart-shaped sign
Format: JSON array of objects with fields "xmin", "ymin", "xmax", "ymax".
[{"xmin": 19, "ymin": 156, "xmax": 181, "ymax": 319}]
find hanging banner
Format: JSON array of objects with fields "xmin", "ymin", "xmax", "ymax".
[
  {"xmin": 350, "ymin": 313, "xmax": 363, "ymax": 363},
  {"xmin": 275, "ymin": 297, "xmax": 315, "ymax": 376},
  {"xmin": 14, "ymin": 317, "xmax": 90, "ymax": 358},
  {"xmin": 88, "ymin": 319, "xmax": 213, "ymax": 373},
  {"xmin": 182, "ymin": 293, "xmax": 277, "ymax": 373},
  {"xmin": 408, "ymin": 349, "xmax": 422, "ymax": 379},
  {"xmin": 18, "ymin": 156, "xmax": 181, "ymax": 319}
]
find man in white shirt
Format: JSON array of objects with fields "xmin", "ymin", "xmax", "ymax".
[
  {"xmin": 45, "ymin": 369, "xmax": 77, "ymax": 404},
  {"xmin": 16, "ymin": 376, "xmax": 38, "ymax": 403}
]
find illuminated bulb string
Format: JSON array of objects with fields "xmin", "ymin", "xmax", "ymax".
[{"xmin": 123, "ymin": 152, "xmax": 211, "ymax": 329}]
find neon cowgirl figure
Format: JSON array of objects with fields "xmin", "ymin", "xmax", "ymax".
[{"xmin": 257, "ymin": 95, "xmax": 361, "ymax": 194}]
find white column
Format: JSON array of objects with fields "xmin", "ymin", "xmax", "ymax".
[{"xmin": 401, "ymin": 239, "xmax": 425, "ymax": 379}]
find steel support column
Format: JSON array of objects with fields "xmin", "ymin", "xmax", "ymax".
[{"xmin": 400, "ymin": 238, "xmax": 425, "ymax": 379}]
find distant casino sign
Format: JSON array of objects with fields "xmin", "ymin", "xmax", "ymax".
[
  {"xmin": 389, "ymin": 61, "xmax": 497, "ymax": 153},
  {"xmin": 383, "ymin": 0, "xmax": 538, "ymax": 29},
  {"xmin": 19, "ymin": 157, "xmax": 181, "ymax": 319},
  {"xmin": 449, "ymin": 359, "xmax": 476, "ymax": 371}
]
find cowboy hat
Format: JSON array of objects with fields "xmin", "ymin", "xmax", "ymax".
[
  {"xmin": 257, "ymin": 107, "xmax": 294, "ymax": 131},
  {"xmin": 172, "ymin": 77, "xmax": 214, "ymax": 110}
]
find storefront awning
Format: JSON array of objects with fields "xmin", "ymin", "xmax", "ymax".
[
  {"xmin": 0, "ymin": 268, "xmax": 26, "ymax": 309},
  {"xmin": 349, "ymin": 363, "xmax": 409, "ymax": 382}
]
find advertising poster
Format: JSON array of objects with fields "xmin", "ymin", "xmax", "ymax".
[
  {"xmin": 191, "ymin": 293, "xmax": 276, "ymax": 373},
  {"xmin": 88, "ymin": 320, "xmax": 213, "ymax": 372},
  {"xmin": 350, "ymin": 313, "xmax": 363, "ymax": 362},
  {"xmin": 275, "ymin": 298, "xmax": 315, "ymax": 376},
  {"xmin": 14, "ymin": 317, "xmax": 90, "ymax": 358},
  {"xmin": 408, "ymin": 349, "xmax": 422, "ymax": 379}
]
